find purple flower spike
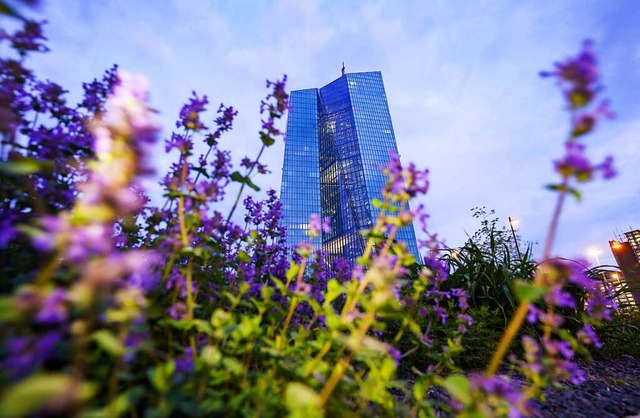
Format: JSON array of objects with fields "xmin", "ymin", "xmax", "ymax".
[
  {"xmin": 36, "ymin": 288, "xmax": 67, "ymax": 324},
  {"xmin": 541, "ymin": 40, "xmax": 599, "ymax": 110},
  {"xmin": 308, "ymin": 213, "xmax": 331, "ymax": 237},
  {"xmin": 178, "ymin": 92, "xmax": 209, "ymax": 131}
]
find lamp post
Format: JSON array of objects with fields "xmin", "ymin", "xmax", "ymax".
[
  {"xmin": 508, "ymin": 217, "xmax": 522, "ymax": 261},
  {"xmin": 588, "ymin": 246, "xmax": 602, "ymax": 267}
]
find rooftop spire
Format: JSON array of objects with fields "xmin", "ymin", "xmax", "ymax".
[{"xmin": 341, "ymin": 61, "xmax": 345, "ymax": 76}]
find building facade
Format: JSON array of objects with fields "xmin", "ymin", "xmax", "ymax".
[
  {"xmin": 280, "ymin": 71, "xmax": 420, "ymax": 262},
  {"xmin": 624, "ymin": 229, "xmax": 640, "ymax": 263},
  {"xmin": 601, "ymin": 269, "xmax": 637, "ymax": 309},
  {"xmin": 609, "ymin": 232, "xmax": 640, "ymax": 308}
]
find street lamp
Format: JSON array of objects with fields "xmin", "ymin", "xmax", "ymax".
[
  {"xmin": 508, "ymin": 217, "xmax": 522, "ymax": 261},
  {"xmin": 588, "ymin": 246, "xmax": 602, "ymax": 266}
]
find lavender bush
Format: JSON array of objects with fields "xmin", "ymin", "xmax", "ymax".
[{"xmin": 0, "ymin": 19, "xmax": 616, "ymax": 418}]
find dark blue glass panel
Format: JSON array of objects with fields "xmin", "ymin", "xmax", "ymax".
[
  {"xmin": 280, "ymin": 89, "xmax": 322, "ymax": 250},
  {"xmin": 281, "ymin": 73, "xmax": 421, "ymax": 263}
]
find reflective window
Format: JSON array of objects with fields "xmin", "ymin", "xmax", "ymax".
[{"xmin": 280, "ymin": 73, "xmax": 421, "ymax": 263}]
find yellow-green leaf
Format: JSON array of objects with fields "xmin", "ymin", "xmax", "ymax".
[{"xmin": 0, "ymin": 374, "xmax": 96, "ymax": 418}]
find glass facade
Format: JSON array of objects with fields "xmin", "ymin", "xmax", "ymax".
[
  {"xmin": 280, "ymin": 72, "xmax": 420, "ymax": 262},
  {"xmin": 625, "ymin": 230, "xmax": 640, "ymax": 264}
]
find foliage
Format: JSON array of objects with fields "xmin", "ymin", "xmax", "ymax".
[
  {"xmin": 444, "ymin": 227, "xmax": 537, "ymax": 321},
  {"xmin": 596, "ymin": 308, "xmax": 640, "ymax": 360},
  {"xmin": 468, "ymin": 207, "xmax": 529, "ymax": 262},
  {"xmin": 0, "ymin": 18, "xmax": 621, "ymax": 418},
  {"xmin": 0, "ymin": 19, "xmax": 468, "ymax": 417}
]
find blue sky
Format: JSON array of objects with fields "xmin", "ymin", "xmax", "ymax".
[{"xmin": 12, "ymin": 0, "xmax": 640, "ymax": 265}]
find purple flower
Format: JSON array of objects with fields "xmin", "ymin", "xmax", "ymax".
[
  {"xmin": 36, "ymin": 288, "xmax": 67, "ymax": 324},
  {"xmin": 383, "ymin": 150, "xmax": 430, "ymax": 199},
  {"xmin": 176, "ymin": 347, "xmax": 195, "ymax": 374},
  {"xmin": 308, "ymin": 213, "xmax": 331, "ymax": 237},
  {"xmin": 33, "ymin": 214, "xmax": 113, "ymax": 262},
  {"xmin": 544, "ymin": 288, "xmax": 576, "ymax": 308},
  {"xmin": 165, "ymin": 132, "xmax": 193, "ymax": 154},
  {"xmin": 388, "ymin": 346, "xmax": 401, "ymax": 365},
  {"xmin": 577, "ymin": 323, "xmax": 602, "ymax": 348},
  {"xmin": 598, "ymin": 155, "xmax": 616, "ymax": 179},
  {"xmin": 123, "ymin": 329, "xmax": 147, "ymax": 363},
  {"xmin": 571, "ymin": 100, "xmax": 614, "ymax": 137},
  {"xmin": 207, "ymin": 104, "xmax": 237, "ymax": 144},
  {"xmin": 296, "ymin": 242, "xmax": 314, "ymax": 257},
  {"xmin": 554, "ymin": 141, "xmax": 616, "ymax": 183},
  {"xmin": 9, "ymin": 20, "xmax": 49, "ymax": 57},
  {"xmin": 167, "ymin": 302, "xmax": 188, "ymax": 320},
  {"xmin": 469, "ymin": 375, "xmax": 533, "ymax": 417},
  {"xmin": 553, "ymin": 359, "xmax": 586, "ymax": 385},
  {"xmin": 3, "ymin": 331, "xmax": 61, "ymax": 379},
  {"xmin": 81, "ymin": 65, "xmax": 119, "ymax": 113},
  {"xmin": 176, "ymin": 91, "xmax": 209, "ymax": 131},
  {"xmin": 456, "ymin": 313, "xmax": 473, "ymax": 334},
  {"xmin": 259, "ymin": 76, "xmax": 289, "ymax": 146},
  {"xmin": 0, "ymin": 216, "xmax": 17, "ymax": 248},
  {"xmin": 540, "ymin": 40, "xmax": 599, "ymax": 109},
  {"xmin": 543, "ymin": 337, "xmax": 574, "ymax": 359}
]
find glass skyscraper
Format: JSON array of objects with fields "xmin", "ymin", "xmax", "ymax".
[{"xmin": 280, "ymin": 71, "xmax": 420, "ymax": 262}]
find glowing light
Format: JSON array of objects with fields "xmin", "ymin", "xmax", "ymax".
[{"xmin": 588, "ymin": 246, "xmax": 601, "ymax": 266}]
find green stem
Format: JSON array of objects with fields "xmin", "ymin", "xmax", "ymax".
[
  {"xmin": 35, "ymin": 253, "xmax": 60, "ymax": 286},
  {"xmin": 226, "ymin": 144, "xmax": 266, "ymax": 224},
  {"xmin": 486, "ymin": 301, "xmax": 530, "ymax": 376},
  {"xmin": 485, "ymin": 183, "xmax": 569, "ymax": 376}
]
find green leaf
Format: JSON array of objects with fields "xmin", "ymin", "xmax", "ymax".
[
  {"xmin": 237, "ymin": 250, "xmax": 251, "ymax": 263},
  {"xmin": 0, "ymin": 158, "xmax": 53, "ymax": 176},
  {"xmin": 201, "ymin": 345, "xmax": 222, "ymax": 366},
  {"xmin": 512, "ymin": 279, "xmax": 546, "ymax": 302},
  {"xmin": 148, "ymin": 361, "xmax": 175, "ymax": 393},
  {"xmin": 110, "ymin": 386, "xmax": 145, "ymax": 416},
  {"xmin": 285, "ymin": 382, "xmax": 323, "ymax": 418},
  {"xmin": 81, "ymin": 386, "xmax": 146, "ymax": 418},
  {"xmin": 230, "ymin": 171, "xmax": 260, "ymax": 191},
  {"xmin": 546, "ymin": 184, "xmax": 581, "ymax": 200},
  {"xmin": 323, "ymin": 279, "xmax": 343, "ymax": 304},
  {"xmin": 546, "ymin": 184, "xmax": 567, "ymax": 193},
  {"xmin": 0, "ymin": 374, "xmax": 96, "ymax": 418},
  {"xmin": 0, "ymin": 296, "xmax": 20, "ymax": 321},
  {"xmin": 568, "ymin": 187, "xmax": 582, "ymax": 200},
  {"xmin": 286, "ymin": 263, "xmax": 300, "ymax": 282},
  {"xmin": 191, "ymin": 166, "xmax": 210, "ymax": 179},
  {"xmin": 92, "ymin": 330, "xmax": 125, "ymax": 357},
  {"xmin": 442, "ymin": 374, "xmax": 471, "ymax": 405},
  {"xmin": 72, "ymin": 204, "xmax": 114, "ymax": 223},
  {"xmin": 260, "ymin": 131, "xmax": 275, "ymax": 146},
  {"xmin": 0, "ymin": 1, "xmax": 21, "ymax": 18},
  {"xmin": 413, "ymin": 376, "xmax": 429, "ymax": 403},
  {"xmin": 211, "ymin": 309, "xmax": 233, "ymax": 328},
  {"xmin": 170, "ymin": 319, "xmax": 214, "ymax": 335}
]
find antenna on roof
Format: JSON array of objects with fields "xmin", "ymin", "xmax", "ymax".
[{"xmin": 341, "ymin": 61, "xmax": 346, "ymax": 76}]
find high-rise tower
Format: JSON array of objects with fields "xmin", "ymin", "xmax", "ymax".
[
  {"xmin": 280, "ymin": 71, "xmax": 420, "ymax": 262},
  {"xmin": 610, "ymin": 229, "xmax": 640, "ymax": 307}
]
